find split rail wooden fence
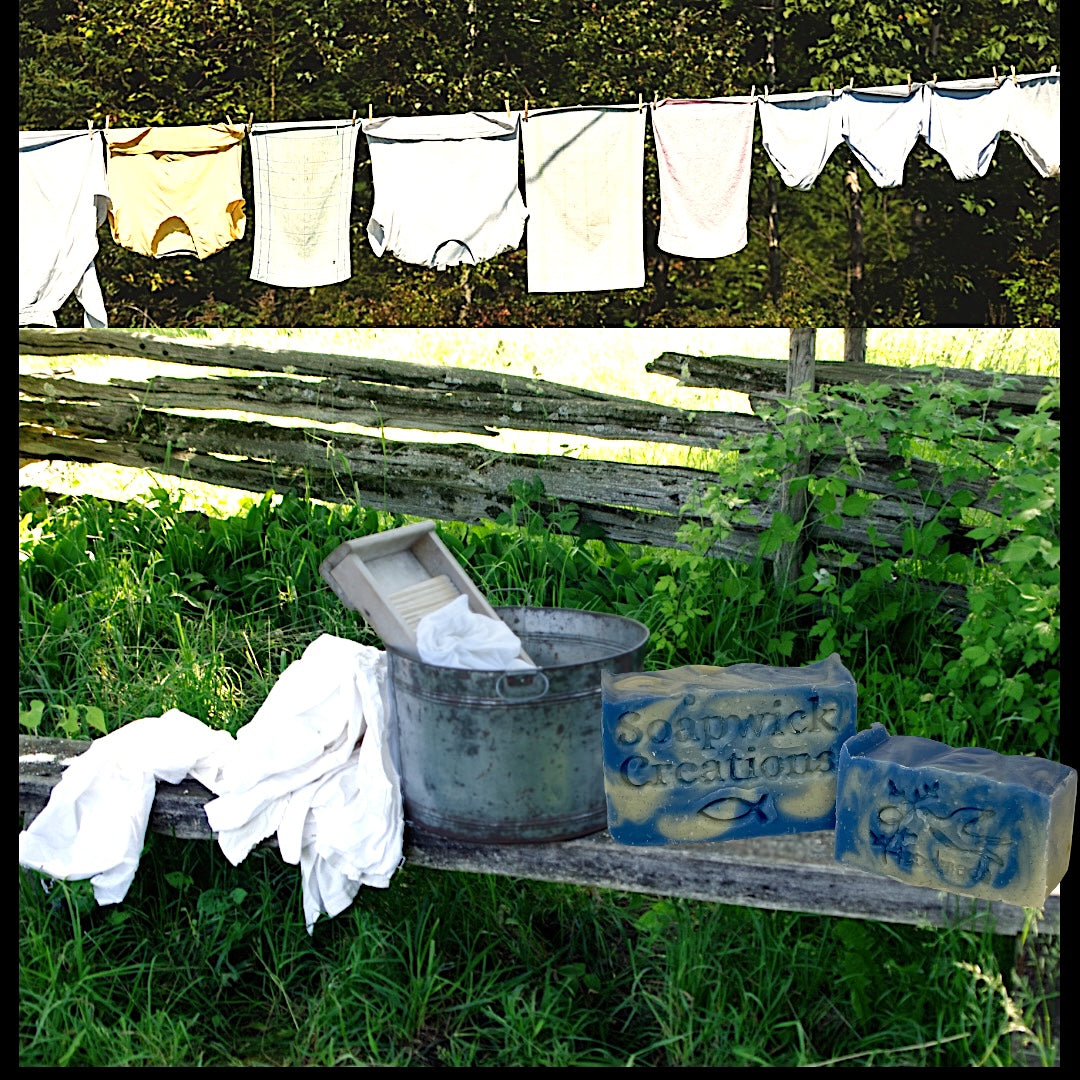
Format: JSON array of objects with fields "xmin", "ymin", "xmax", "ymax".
[{"xmin": 18, "ymin": 328, "xmax": 1058, "ymax": 589}]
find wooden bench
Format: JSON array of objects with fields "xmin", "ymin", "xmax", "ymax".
[{"xmin": 18, "ymin": 734, "xmax": 1059, "ymax": 939}]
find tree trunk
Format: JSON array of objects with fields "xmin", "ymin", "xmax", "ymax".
[{"xmin": 845, "ymin": 158, "xmax": 866, "ymax": 359}]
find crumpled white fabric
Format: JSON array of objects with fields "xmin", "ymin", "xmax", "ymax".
[
  {"xmin": 210, "ymin": 634, "xmax": 403, "ymax": 933},
  {"xmin": 204, "ymin": 634, "xmax": 383, "ymax": 863},
  {"xmin": 18, "ymin": 710, "xmax": 234, "ymax": 904},
  {"xmin": 202, "ymin": 634, "xmax": 404, "ymax": 932},
  {"xmin": 415, "ymin": 594, "xmax": 535, "ymax": 670},
  {"xmin": 19, "ymin": 634, "xmax": 405, "ymax": 933}
]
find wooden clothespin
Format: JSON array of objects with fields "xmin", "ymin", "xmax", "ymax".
[
  {"xmin": 246, "ymin": 113, "xmax": 254, "ymax": 134},
  {"xmin": 87, "ymin": 118, "xmax": 93, "ymax": 131},
  {"xmin": 907, "ymin": 73, "xmax": 912, "ymax": 93},
  {"xmin": 524, "ymin": 99, "xmax": 529, "ymax": 121},
  {"xmin": 505, "ymin": 98, "xmax": 511, "ymax": 119},
  {"xmin": 1011, "ymin": 65, "xmax": 1018, "ymax": 85},
  {"xmin": 638, "ymin": 92, "xmax": 643, "ymax": 112},
  {"xmin": 932, "ymin": 73, "xmax": 938, "ymax": 86},
  {"xmin": 368, "ymin": 104, "xmax": 373, "ymax": 121},
  {"xmin": 764, "ymin": 84, "xmax": 769, "ymax": 100},
  {"xmin": 105, "ymin": 115, "xmax": 111, "ymax": 131},
  {"xmin": 351, "ymin": 109, "xmax": 357, "ymax": 126},
  {"xmin": 993, "ymin": 67, "xmax": 1000, "ymax": 87}
]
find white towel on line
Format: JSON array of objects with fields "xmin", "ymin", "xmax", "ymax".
[
  {"xmin": 651, "ymin": 97, "xmax": 757, "ymax": 258},
  {"xmin": 248, "ymin": 119, "xmax": 360, "ymax": 287},
  {"xmin": 19, "ymin": 129, "xmax": 110, "ymax": 328},
  {"xmin": 522, "ymin": 105, "xmax": 646, "ymax": 292}
]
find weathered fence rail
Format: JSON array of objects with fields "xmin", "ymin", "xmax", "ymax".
[{"xmin": 18, "ymin": 328, "xmax": 1056, "ymax": 579}]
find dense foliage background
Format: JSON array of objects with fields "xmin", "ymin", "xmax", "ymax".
[{"xmin": 19, "ymin": 0, "xmax": 1060, "ymax": 327}]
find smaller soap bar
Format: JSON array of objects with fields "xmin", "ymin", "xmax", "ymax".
[
  {"xmin": 602, "ymin": 653, "xmax": 857, "ymax": 845},
  {"xmin": 835, "ymin": 724, "xmax": 1076, "ymax": 909}
]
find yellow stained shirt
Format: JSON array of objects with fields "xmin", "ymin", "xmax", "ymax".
[{"xmin": 105, "ymin": 125, "xmax": 246, "ymax": 259}]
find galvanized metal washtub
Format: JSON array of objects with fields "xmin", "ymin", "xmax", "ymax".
[{"xmin": 388, "ymin": 606, "xmax": 650, "ymax": 843}]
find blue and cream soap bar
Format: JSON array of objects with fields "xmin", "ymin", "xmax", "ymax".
[
  {"xmin": 835, "ymin": 724, "xmax": 1075, "ymax": 908},
  {"xmin": 601, "ymin": 654, "xmax": 857, "ymax": 845}
]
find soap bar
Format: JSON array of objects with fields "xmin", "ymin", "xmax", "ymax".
[
  {"xmin": 834, "ymin": 723, "xmax": 1076, "ymax": 908},
  {"xmin": 601, "ymin": 654, "xmax": 857, "ymax": 845}
]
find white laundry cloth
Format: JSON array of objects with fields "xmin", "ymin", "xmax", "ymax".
[
  {"xmin": 363, "ymin": 111, "xmax": 527, "ymax": 270},
  {"xmin": 650, "ymin": 97, "xmax": 756, "ymax": 258},
  {"xmin": 19, "ymin": 637, "xmax": 403, "ymax": 929},
  {"xmin": 276, "ymin": 702, "xmax": 403, "ymax": 933},
  {"xmin": 757, "ymin": 90, "xmax": 845, "ymax": 190},
  {"xmin": 18, "ymin": 710, "xmax": 234, "ymax": 904},
  {"xmin": 1006, "ymin": 71, "xmax": 1060, "ymax": 178},
  {"xmin": 925, "ymin": 77, "xmax": 1010, "ymax": 181},
  {"xmin": 841, "ymin": 83, "xmax": 930, "ymax": 187},
  {"xmin": 204, "ymin": 634, "xmax": 390, "ymax": 866},
  {"xmin": 19, "ymin": 129, "xmax": 110, "ymax": 328},
  {"xmin": 415, "ymin": 594, "xmax": 534, "ymax": 670},
  {"xmin": 522, "ymin": 105, "xmax": 646, "ymax": 292},
  {"xmin": 248, "ymin": 119, "xmax": 360, "ymax": 287}
]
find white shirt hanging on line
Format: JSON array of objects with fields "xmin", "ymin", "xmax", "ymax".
[
  {"xmin": 363, "ymin": 111, "xmax": 528, "ymax": 270},
  {"xmin": 19, "ymin": 129, "xmax": 110, "ymax": 328}
]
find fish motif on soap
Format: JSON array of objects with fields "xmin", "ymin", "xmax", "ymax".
[
  {"xmin": 698, "ymin": 790, "xmax": 775, "ymax": 824},
  {"xmin": 869, "ymin": 778, "xmax": 1011, "ymax": 889}
]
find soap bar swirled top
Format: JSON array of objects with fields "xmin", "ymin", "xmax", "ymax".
[
  {"xmin": 602, "ymin": 653, "xmax": 857, "ymax": 845},
  {"xmin": 834, "ymin": 723, "xmax": 1075, "ymax": 908}
]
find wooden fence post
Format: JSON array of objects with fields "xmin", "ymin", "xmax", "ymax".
[{"xmin": 773, "ymin": 328, "xmax": 816, "ymax": 588}]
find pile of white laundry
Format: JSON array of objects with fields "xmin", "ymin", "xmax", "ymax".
[
  {"xmin": 19, "ymin": 635, "xmax": 404, "ymax": 935},
  {"xmin": 19, "ymin": 604, "xmax": 533, "ymax": 933}
]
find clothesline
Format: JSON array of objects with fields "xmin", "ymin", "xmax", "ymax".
[
  {"xmin": 75, "ymin": 63, "xmax": 1060, "ymax": 133},
  {"xmin": 18, "ymin": 69, "xmax": 1060, "ymax": 328}
]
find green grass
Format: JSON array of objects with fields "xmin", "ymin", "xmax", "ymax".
[
  {"xmin": 18, "ymin": 478, "xmax": 1060, "ymax": 1066},
  {"xmin": 19, "ymin": 836, "xmax": 1046, "ymax": 1067}
]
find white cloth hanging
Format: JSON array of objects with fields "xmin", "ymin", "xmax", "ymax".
[
  {"xmin": 363, "ymin": 111, "xmax": 527, "ymax": 270},
  {"xmin": 650, "ymin": 96, "xmax": 757, "ymax": 258},
  {"xmin": 756, "ymin": 89, "xmax": 845, "ymax": 190},
  {"xmin": 841, "ymin": 83, "xmax": 930, "ymax": 187},
  {"xmin": 925, "ymin": 76, "xmax": 1010, "ymax": 181},
  {"xmin": 248, "ymin": 119, "xmax": 360, "ymax": 287},
  {"xmin": 19, "ymin": 129, "xmax": 110, "ymax": 328},
  {"xmin": 522, "ymin": 104, "xmax": 646, "ymax": 292},
  {"xmin": 1005, "ymin": 71, "xmax": 1060, "ymax": 178}
]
